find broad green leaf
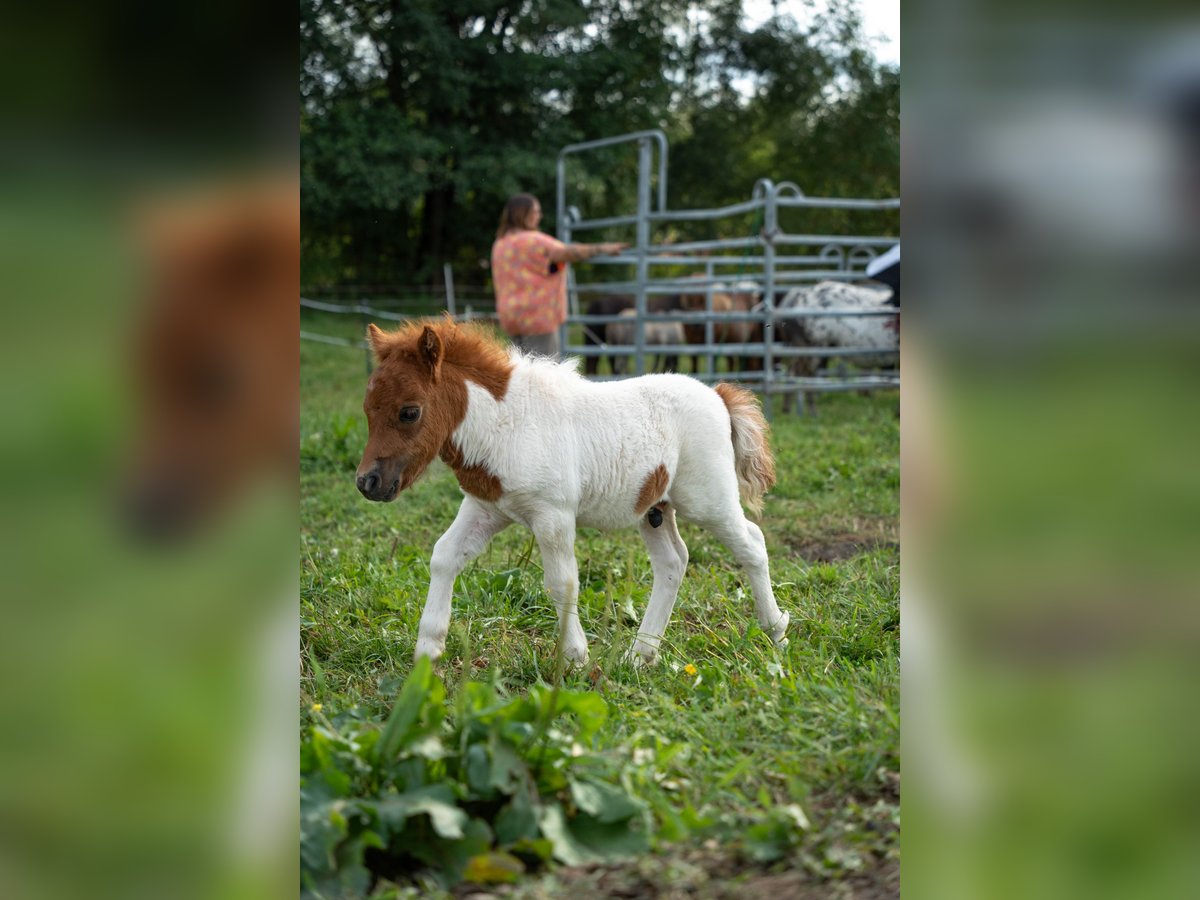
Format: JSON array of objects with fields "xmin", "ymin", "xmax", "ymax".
[
  {"xmin": 499, "ymin": 719, "xmax": 536, "ymax": 744},
  {"xmin": 494, "ymin": 788, "xmax": 538, "ymax": 846},
  {"xmin": 317, "ymin": 765, "xmax": 351, "ymax": 797},
  {"xmin": 568, "ymin": 776, "xmax": 645, "ymax": 824},
  {"xmin": 463, "ymin": 851, "xmax": 524, "ymax": 885},
  {"xmin": 408, "ymin": 818, "xmax": 494, "ymax": 889},
  {"xmin": 390, "ymin": 757, "xmax": 429, "ymax": 793},
  {"xmin": 376, "ymin": 672, "xmax": 404, "ymax": 697},
  {"xmin": 509, "ymin": 836, "xmax": 554, "ymax": 864},
  {"xmin": 301, "ymin": 862, "xmax": 370, "ymax": 900},
  {"xmin": 551, "ymin": 690, "xmax": 608, "ymax": 742},
  {"xmin": 304, "ymin": 728, "xmax": 352, "ymax": 796},
  {"xmin": 300, "ymin": 803, "xmax": 376, "ymax": 899},
  {"xmin": 464, "ymin": 743, "xmax": 492, "ymax": 797},
  {"xmin": 376, "ymin": 656, "xmax": 444, "ymax": 763},
  {"xmin": 568, "ymin": 812, "xmax": 651, "ymax": 860},
  {"xmin": 488, "ymin": 736, "xmax": 526, "ymax": 794},
  {"xmin": 374, "ymin": 784, "xmax": 466, "ymax": 839},
  {"xmin": 488, "ymin": 569, "xmax": 521, "ymax": 592},
  {"xmin": 536, "ymin": 802, "xmax": 597, "ymax": 866},
  {"xmin": 299, "ymin": 794, "xmax": 348, "ymax": 875}
]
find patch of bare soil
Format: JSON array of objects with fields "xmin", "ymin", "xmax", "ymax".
[
  {"xmin": 788, "ymin": 534, "xmax": 898, "ymax": 563},
  {"xmin": 456, "ymin": 848, "xmax": 898, "ymax": 900}
]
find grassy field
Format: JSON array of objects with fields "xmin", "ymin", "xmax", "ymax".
[{"xmin": 301, "ymin": 313, "xmax": 899, "ymax": 897}]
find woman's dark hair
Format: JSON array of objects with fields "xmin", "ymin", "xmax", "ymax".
[{"xmin": 496, "ymin": 193, "xmax": 538, "ymax": 239}]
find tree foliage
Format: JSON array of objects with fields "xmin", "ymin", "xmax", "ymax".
[{"xmin": 301, "ymin": 0, "xmax": 898, "ymax": 287}]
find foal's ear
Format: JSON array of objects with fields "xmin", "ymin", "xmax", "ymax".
[
  {"xmin": 366, "ymin": 324, "xmax": 393, "ymax": 362},
  {"xmin": 419, "ymin": 325, "xmax": 443, "ymax": 382}
]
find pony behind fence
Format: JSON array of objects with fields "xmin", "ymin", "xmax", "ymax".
[
  {"xmin": 605, "ymin": 308, "xmax": 686, "ymax": 374},
  {"xmin": 355, "ymin": 319, "xmax": 790, "ymax": 665}
]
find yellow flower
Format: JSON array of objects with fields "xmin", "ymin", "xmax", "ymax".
[
  {"xmin": 310, "ymin": 703, "xmax": 323, "ymax": 712},
  {"xmin": 683, "ymin": 664, "xmax": 698, "ymax": 677}
]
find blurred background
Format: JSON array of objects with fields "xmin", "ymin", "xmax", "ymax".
[
  {"xmin": 902, "ymin": 0, "xmax": 1200, "ymax": 898},
  {"xmin": 0, "ymin": 2, "xmax": 296, "ymax": 899},
  {"xmin": 300, "ymin": 0, "xmax": 900, "ymax": 304}
]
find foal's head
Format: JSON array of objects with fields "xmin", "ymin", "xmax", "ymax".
[{"xmin": 355, "ymin": 321, "xmax": 510, "ymax": 502}]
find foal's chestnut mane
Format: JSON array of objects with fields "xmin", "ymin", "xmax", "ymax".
[{"xmin": 368, "ymin": 318, "xmax": 513, "ymax": 401}]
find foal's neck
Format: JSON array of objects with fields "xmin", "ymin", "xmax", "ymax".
[
  {"xmin": 434, "ymin": 347, "xmax": 516, "ymax": 479},
  {"xmin": 436, "ymin": 362, "xmax": 515, "ymax": 502}
]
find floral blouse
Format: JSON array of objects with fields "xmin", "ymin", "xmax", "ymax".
[{"xmin": 491, "ymin": 230, "xmax": 569, "ymax": 336}]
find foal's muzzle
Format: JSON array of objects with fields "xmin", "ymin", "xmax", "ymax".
[{"xmin": 356, "ymin": 465, "xmax": 400, "ymax": 502}]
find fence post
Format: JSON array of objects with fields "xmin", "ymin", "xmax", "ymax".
[
  {"xmin": 634, "ymin": 136, "xmax": 652, "ymax": 376},
  {"xmin": 558, "ymin": 196, "xmax": 574, "ymax": 357},
  {"xmin": 360, "ymin": 298, "xmax": 373, "ymax": 375},
  {"xmin": 704, "ymin": 258, "xmax": 715, "ymax": 377},
  {"xmin": 443, "ymin": 264, "xmax": 456, "ymax": 317},
  {"xmin": 761, "ymin": 182, "xmax": 778, "ymax": 421}
]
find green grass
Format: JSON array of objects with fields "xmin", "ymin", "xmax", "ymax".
[{"xmin": 301, "ymin": 318, "xmax": 899, "ymax": 893}]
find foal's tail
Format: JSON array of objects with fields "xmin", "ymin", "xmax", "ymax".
[{"xmin": 714, "ymin": 383, "xmax": 776, "ymax": 516}]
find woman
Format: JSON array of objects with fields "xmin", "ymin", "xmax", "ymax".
[{"xmin": 491, "ymin": 193, "xmax": 626, "ymax": 357}]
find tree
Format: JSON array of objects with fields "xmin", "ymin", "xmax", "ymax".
[{"xmin": 300, "ymin": 0, "xmax": 899, "ymax": 288}]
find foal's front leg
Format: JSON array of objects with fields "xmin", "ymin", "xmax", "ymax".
[
  {"xmin": 532, "ymin": 514, "xmax": 589, "ymax": 666},
  {"xmin": 415, "ymin": 496, "xmax": 510, "ymax": 661}
]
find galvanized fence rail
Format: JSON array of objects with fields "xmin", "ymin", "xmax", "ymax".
[{"xmin": 555, "ymin": 130, "xmax": 899, "ymax": 412}]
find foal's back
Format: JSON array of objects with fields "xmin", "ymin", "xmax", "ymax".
[{"xmin": 503, "ymin": 362, "xmax": 737, "ymax": 529}]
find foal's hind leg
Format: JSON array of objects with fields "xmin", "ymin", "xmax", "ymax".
[
  {"xmin": 629, "ymin": 505, "xmax": 689, "ymax": 665},
  {"xmin": 701, "ymin": 510, "xmax": 789, "ymax": 644},
  {"xmin": 415, "ymin": 496, "xmax": 510, "ymax": 661}
]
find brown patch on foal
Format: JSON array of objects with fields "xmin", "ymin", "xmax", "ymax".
[
  {"xmin": 440, "ymin": 442, "xmax": 504, "ymax": 502},
  {"xmin": 634, "ymin": 464, "xmax": 670, "ymax": 516},
  {"xmin": 357, "ymin": 320, "xmax": 512, "ymax": 499}
]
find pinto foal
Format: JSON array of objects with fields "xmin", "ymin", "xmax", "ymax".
[{"xmin": 355, "ymin": 320, "xmax": 789, "ymax": 665}]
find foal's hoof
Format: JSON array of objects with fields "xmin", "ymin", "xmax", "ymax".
[
  {"xmin": 413, "ymin": 638, "xmax": 446, "ymax": 663},
  {"xmin": 625, "ymin": 644, "xmax": 659, "ymax": 668},
  {"xmin": 560, "ymin": 643, "xmax": 590, "ymax": 670},
  {"xmin": 768, "ymin": 612, "xmax": 791, "ymax": 646}
]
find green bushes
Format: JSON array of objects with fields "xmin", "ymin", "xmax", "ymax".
[{"xmin": 301, "ymin": 658, "xmax": 652, "ymax": 896}]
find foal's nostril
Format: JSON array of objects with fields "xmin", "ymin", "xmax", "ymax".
[{"xmin": 357, "ymin": 472, "xmax": 380, "ymax": 495}]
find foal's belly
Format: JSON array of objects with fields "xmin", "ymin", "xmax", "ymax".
[
  {"xmin": 575, "ymin": 505, "xmax": 641, "ymax": 531},
  {"xmin": 574, "ymin": 489, "xmax": 646, "ymax": 531},
  {"xmin": 492, "ymin": 487, "xmax": 642, "ymax": 533}
]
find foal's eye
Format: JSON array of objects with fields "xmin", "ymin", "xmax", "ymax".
[{"xmin": 399, "ymin": 406, "xmax": 421, "ymax": 424}]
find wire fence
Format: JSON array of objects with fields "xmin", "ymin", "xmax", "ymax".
[
  {"xmin": 299, "ymin": 282, "xmax": 899, "ymax": 414},
  {"xmin": 553, "ymin": 130, "xmax": 899, "ymax": 411},
  {"xmin": 300, "ymin": 294, "xmax": 497, "ymax": 350}
]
